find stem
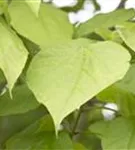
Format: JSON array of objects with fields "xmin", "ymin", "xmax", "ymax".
[
  {"xmin": 103, "ymin": 107, "xmax": 118, "ymax": 113},
  {"xmin": 72, "ymin": 109, "xmax": 82, "ymax": 136}
]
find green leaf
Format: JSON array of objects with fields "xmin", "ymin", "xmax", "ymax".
[
  {"xmin": 116, "ymin": 63, "xmax": 135, "ymax": 95},
  {"xmin": 0, "ymin": 18, "xmax": 28, "ymax": 93},
  {"xmin": 77, "ymin": 132, "xmax": 101, "ymax": 150},
  {"xmin": 8, "ymin": 1, "xmax": 73, "ymax": 47},
  {"xmin": 21, "ymin": 36, "xmax": 40, "ymax": 57},
  {"xmin": 26, "ymin": 39, "xmax": 130, "ymax": 131},
  {"xmin": 25, "ymin": 0, "xmax": 41, "ymax": 16},
  {"xmin": 97, "ymin": 63, "xmax": 135, "ymax": 117},
  {"xmin": 6, "ymin": 117, "xmax": 73, "ymax": 150},
  {"xmin": 117, "ymin": 22, "xmax": 135, "ymax": 52},
  {"xmin": 0, "ymin": 70, "xmax": 6, "ymax": 95},
  {"xmin": 0, "ymin": 69, "xmax": 6, "ymax": 84},
  {"xmin": 0, "ymin": 0, "xmax": 7, "ymax": 15},
  {"xmin": 90, "ymin": 117, "xmax": 135, "ymax": 150},
  {"xmin": 75, "ymin": 9, "xmax": 135, "ymax": 38},
  {"xmin": 0, "ymin": 106, "xmax": 46, "ymax": 147},
  {"xmin": 73, "ymin": 143, "xmax": 87, "ymax": 150},
  {"xmin": 0, "ymin": 85, "xmax": 40, "ymax": 116},
  {"xmin": 95, "ymin": 28, "xmax": 123, "ymax": 44},
  {"xmin": 95, "ymin": 28, "xmax": 113, "ymax": 40},
  {"xmin": 98, "ymin": 85, "xmax": 135, "ymax": 117}
]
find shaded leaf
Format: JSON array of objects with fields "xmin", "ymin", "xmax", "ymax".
[
  {"xmin": 76, "ymin": 132, "xmax": 101, "ymax": 150},
  {"xmin": 6, "ymin": 116, "xmax": 73, "ymax": 150},
  {"xmin": 0, "ymin": 85, "xmax": 40, "ymax": 116},
  {"xmin": 90, "ymin": 117, "xmax": 135, "ymax": 150},
  {"xmin": 0, "ymin": 70, "xmax": 6, "ymax": 84},
  {"xmin": 0, "ymin": 106, "xmax": 46, "ymax": 147}
]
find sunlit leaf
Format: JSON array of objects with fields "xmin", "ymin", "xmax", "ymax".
[
  {"xmin": 27, "ymin": 39, "xmax": 130, "ymax": 131},
  {"xmin": 25, "ymin": 0, "xmax": 41, "ymax": 16},
  {"xmin": 117, "ymin": 22, "xmax": 135, "ymax": 52},
  {"xmin": 75, "ymin": 9, "xmax": 134, "ymax": 38},
  {"xmin": 8, "ymin": 1, "xmax": 73, "ymax": 47},
  {"xmin": 0, "ymin": 18, "xmax": 28, "ymax": 93}
]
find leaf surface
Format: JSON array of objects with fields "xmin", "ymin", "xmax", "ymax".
[
  {"xmin": 98, "ymin": 63, "xmax": 135, "ymax": 117},
  {"xmin": 0, "ymin": 18, "xmax": 28, "ymax": 93},
  {"xmin": 75, "ymin": 9, "xmax": 135, "ymax": 37},
  {"xmin": 25, "ymin": 0, "xmax": 41, "ymax": 16},
  {"xmin": 117, "ymin": 23, "xmax": 135, "ymax": 52},
  {"xmin": 90, "ymin": 117, "xmax": 135, "ymax": 149},
  {"xmin": 6, "ymin": 116, "xmax": 73, "ymax": 150},
  {"xmin": 27, "ymin": 39, "xmax": 130, "ymax": 130},
  {"xmin": 8, "ymin": 1, "xmax": 73, "ymax": 47},
  {"xmin": 0, "ymin": 85, "xmax": 40, "ymax": 116}
]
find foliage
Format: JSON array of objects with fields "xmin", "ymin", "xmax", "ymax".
[{"xmin": 0, "ymin": 0, "xmax": 135, "ymax": 149}]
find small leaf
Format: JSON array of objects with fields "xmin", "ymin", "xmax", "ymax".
[
  {"xmin": 0, "ymin": 85, "xmax": 40, "ymax": 116},
  {"xmin": 8, "ymin": 1, "xmax": 73, "ymax": 47},
  {"xmin": 95, "ymin": 28, "xmax": 122, "ymax": 44},
  {"xmin": 25, "ymin": 0, "xmax": 41, "ymax": 16},
  {"xmin": 90, "ymin": 117, "xmax": 135, "ymax": 150},
  {"xmin": 26, "ymin": 39, "xmax": 130, "ymax": 131},
  {"xmin": 117, "ymin": 23, "xmax": 135, "ymax": 52},
  {"xmin": 75, "ymin": 9, "xmax": 135, "ymax": 38},
  {"xmin": 0, "ymin": 18, "xmax": 28, "ymax": 93}
]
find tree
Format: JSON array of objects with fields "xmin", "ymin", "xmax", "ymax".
[{"xmin": 0, "ymin": 0, "xmax": 135, "ymax": 149}]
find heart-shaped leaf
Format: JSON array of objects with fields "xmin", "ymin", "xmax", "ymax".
[{"xmin": 27, "ymin": 39, "xmax": 130, "ymax": 131}]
